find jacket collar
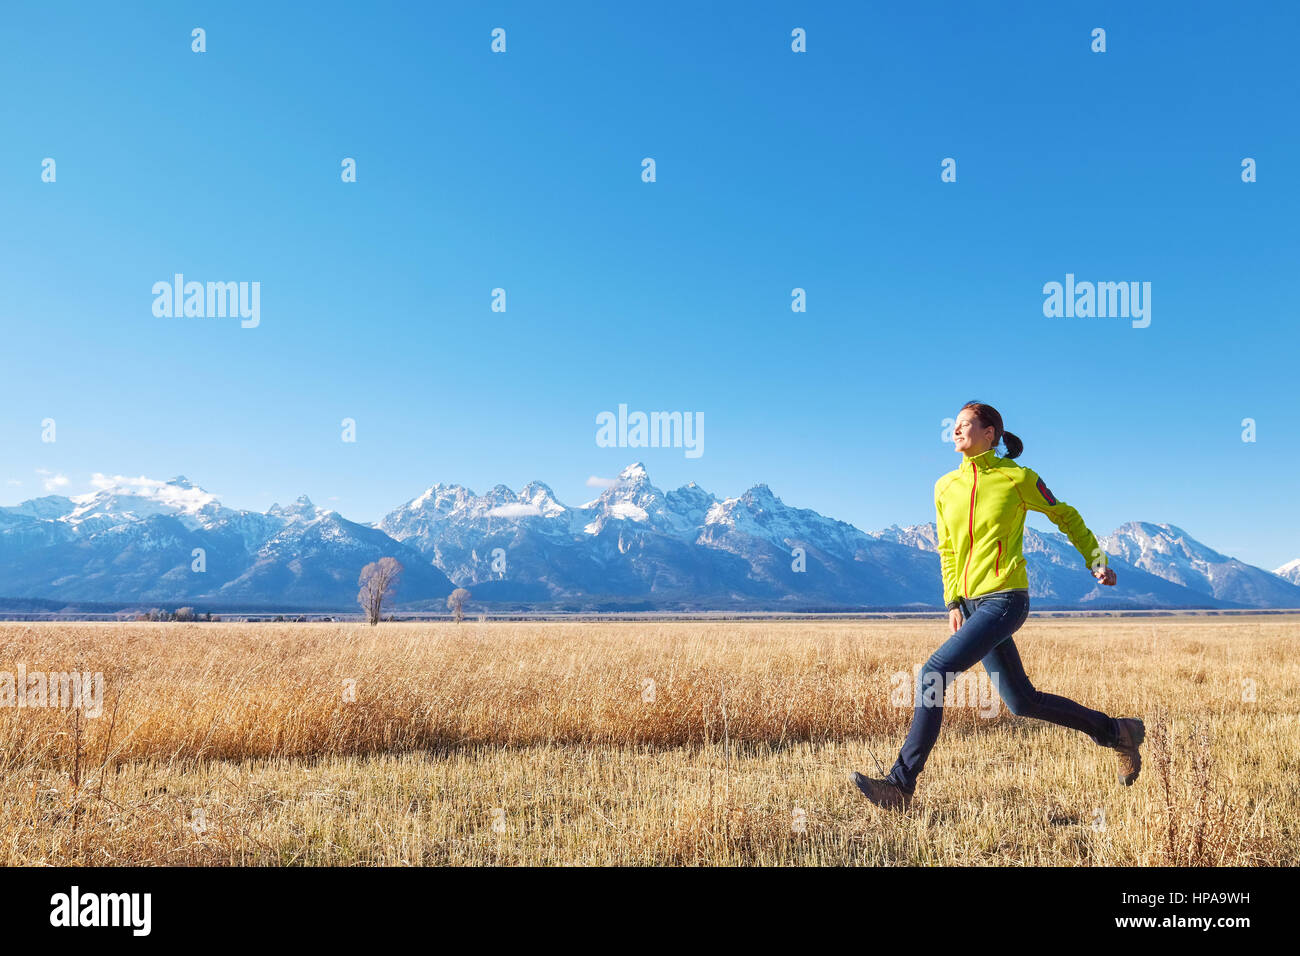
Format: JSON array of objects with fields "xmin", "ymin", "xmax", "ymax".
[{"xmin": 960, "ymin": 448, "xmax": 998, "ymax": 471}]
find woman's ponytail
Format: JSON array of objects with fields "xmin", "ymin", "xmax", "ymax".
[{"xmin": 1000, "ymin": 430, "xmax": 1023, "ymax": 460}]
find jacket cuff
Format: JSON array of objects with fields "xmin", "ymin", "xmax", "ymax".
[{"xmin": 945, "ymin": 599, "xmax": 962, "ymax": 611}]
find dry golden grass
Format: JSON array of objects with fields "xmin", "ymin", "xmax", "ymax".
[{"xmin": 1, "ymin": 617, "xmax": 1296, "ymax": 865}]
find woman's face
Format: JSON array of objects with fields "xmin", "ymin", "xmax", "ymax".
[{"xmin": 953, "ymin": 408, "xmax": 995, "ymax": 456}]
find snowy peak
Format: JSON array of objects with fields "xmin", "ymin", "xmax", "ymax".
[
  {"xmin": 581, "ymin": 463, "xmax": 711, "ymax": 538},
  {"xmin": 741, "ymin": 483, "xmax": 779, "ymax": 507},
  {"xmin": 664, "ymin": 481, "xmax": 717, "ymax": 528},
  {"xmin": 1101, "ymin": 521, "xmax": 1230, "ymax": 567},
  {"xmin": 596, "ymin": 465, "xmax": 660, "ymax": 506},
  {"xmin": 267, "ymin": 494, "xmax": 321, "ymax": 522},
  {"xmin": 63, "ymin": 473, "xmax": 225, "ymax": 530},
  {"xmin": 868, "ymin": 523, "xmax": 940, "ymax": 552},
  {"xmin": 702, "ymin": 482, "xmax": 875, "ymax": 560},
  {"xmin": 379, "ymin": 463, "xmax": 712, "ymax": 542},
  {"xmin": 381, "ymin": 477, "xmax": 571, "ymax": 540},
  {"xmin": 517, "ymin": 481, "xmax": 567, "ymax": 517},
  {"xmin": 705, "ymin": 484, "xmax": 782, "ymax": 526},
  {"xmin": 589, "ymin": 462, "xmax": 660, "ymax": 508},
  {"xmin": 410, "ymin": 483, "xmax": 476, "ymax": 515},
  {"xmin": 1273, "ymin": 559, "xmax": 1300, "ymax": 585},
  {"xmin": 1096, "ymin": 521, "xmax": 1298, "ymax": 605}
]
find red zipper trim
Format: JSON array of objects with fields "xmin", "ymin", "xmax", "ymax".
[
  {"xmin": 963, "ymin": 461, "xmax": 977, "ymax": 597},
  {"xmin": 995, "ymin": 540, "xmax": 1002, "ymax": 576}
]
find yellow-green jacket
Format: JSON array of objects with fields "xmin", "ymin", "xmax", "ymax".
[{"xmin": 935, "ymin": 448, "xmax": 1108, "ymax": 608}]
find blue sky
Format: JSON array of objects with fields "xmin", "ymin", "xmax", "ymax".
[{"xmin": 1, "ymin": 1, "xmax": 1296, "ymax": 570}]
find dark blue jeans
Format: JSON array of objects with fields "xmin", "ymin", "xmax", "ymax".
[{"xmin": 886, "ymin": 589, "xmax": 1119, "ymax": 794}]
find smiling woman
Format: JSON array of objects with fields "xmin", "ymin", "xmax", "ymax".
[{"xmin": 851, "ymin": 401, "xmax": 1142, "ymax": 811}]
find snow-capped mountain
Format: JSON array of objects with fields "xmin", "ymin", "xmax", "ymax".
[
  {"xmin": 576, "ymin": 463, "xmax": 711, "ymax": 539},
  {"xmin": 867, "ymin": 523, "xmax": 939, "ymax": 552},
  {"xmin": 62, "ymin": 475, "xmax": 224, "ymax": 530},
  {"xmin": 380, "ymin": 463, "xmax": 734, "ymax": 602},
  {"xmin": 2, "ymin": 466, "xmax": 1297, "ymax": 611},
  {"xmin": 1099, "ymin": 522, "xmax": 1300, "ymax": 608},
  {"xmin": 0, "ymin": 476, "xmax": 452, "ymax": 607},
  {"xmin": 1272, "ymin": 558, "xmax": 1300, "ymax": 586},
  {"xmin": 376, "ymin": 462, "xmax": 935, "ymax": 605}
]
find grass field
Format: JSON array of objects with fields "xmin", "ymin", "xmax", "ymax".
[{"xmin": 1, "ymin": 617, "xmax": 1296, "ymax": 866}]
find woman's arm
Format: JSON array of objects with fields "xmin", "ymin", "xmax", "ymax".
[
  {"xmin": 935, "ymin": 486, "xmax": 960, "ymax": 607},
  {"xmin": 1016, "ymin": 466, "xmax": 1116, "ymax": 585}
]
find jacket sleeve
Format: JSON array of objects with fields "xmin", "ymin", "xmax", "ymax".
[
  {"xmin": 935, "ymin": 485, "xmax": 959, "ymax": 606},
  {"xmin": 1017, "ymin": 466, "xmax": 1108, "ymax": 572}
]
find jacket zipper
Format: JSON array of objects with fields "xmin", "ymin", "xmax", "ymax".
[
  {"xmin": 995, "ymin": 540, "xmax": 1002, "ymax": 576},
  {"xmin": 962, "ymin": 460, "xmax": 977, "ymax": 597}
]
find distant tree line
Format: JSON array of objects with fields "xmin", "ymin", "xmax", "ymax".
[
  {"xmin": 128, "ymin": 562, "xmax": 475, "ymax": 624},
  {"xmin": 134, "ymin": 607, "xmax": 217, "ymax": 622}
]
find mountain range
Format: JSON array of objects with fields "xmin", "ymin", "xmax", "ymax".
[{"xmin": 1, "ymin": 464, "xmax": 1296, "ymax": 612}]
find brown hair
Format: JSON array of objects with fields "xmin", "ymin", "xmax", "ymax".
[{"xmin": 961, "ymin": 401, "xmax": 1023, "ymax": 459}]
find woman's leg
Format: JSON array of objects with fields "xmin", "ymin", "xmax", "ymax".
[
  {"xmin": 885, "ymin": 591, "xmax": 1029, "ymax": 793},
  {"xmin": 981, "ymin": 635, "xmax": 1119, "ymax": 746}
]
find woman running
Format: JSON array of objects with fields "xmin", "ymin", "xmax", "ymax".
[{"xmin": 851, "ymin": 401, "xmax": 1144, "ymax": 811}]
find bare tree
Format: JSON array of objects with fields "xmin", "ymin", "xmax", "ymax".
[
  {"xmin": 358, "ymin": 557, "xmax": 403, "ymax": 625},
  {"xmin": 447, "ymin": 588, "xmax": 472, "ymax": 624}
]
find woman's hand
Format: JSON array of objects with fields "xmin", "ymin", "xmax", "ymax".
[
  {"xmin": 1093, "ymin": 566, "xmax": 1117, "ymax": 586},
  {"xmin": 949, "ymin": 607, "xmax": 963, "ymax": 633}
]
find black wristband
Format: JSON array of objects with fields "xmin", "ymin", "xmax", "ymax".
[{"xmin": 945, "ymin": 600, "xmax": 962, "ymax": 612}]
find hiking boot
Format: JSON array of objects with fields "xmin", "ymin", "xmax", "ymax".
[
  {"xmin": 850, "ymin": 771, "xmax": 913, "ymax": 811},
  {"xmin": 1110, "ymin": 717, "xmax": 1145, "ymax": 786}
]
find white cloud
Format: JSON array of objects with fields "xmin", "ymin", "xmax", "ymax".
[
  {"xmin": 585, "ymin": 475, "xmax": 618, "ymax": 489},
  {"xmin": 79, "ymin": 473, "xmax": 219, "ymax": 512},
  {"xmin": 486, "ymin": 502, "xmax": 542, "ymax": 518},
  {"xmin": 36, "ymin": 470, "xmax": 69, "ymax": 492}
]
